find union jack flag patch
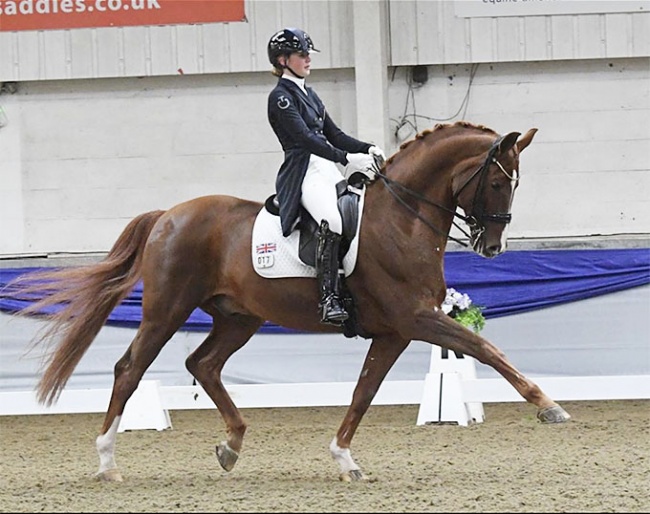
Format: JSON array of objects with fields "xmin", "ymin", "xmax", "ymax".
[{"xmin": 256, "ymin": 242, "xmax": 277, "ymax": 254}]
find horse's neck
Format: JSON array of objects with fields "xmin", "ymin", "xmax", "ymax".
[
  {"xmin": 366, "ymin": 152, "xmax": 457, "ymax": 259},
  {"xmin": 388, "ymin": 144, "xmax": 456, "ymax": 223}
]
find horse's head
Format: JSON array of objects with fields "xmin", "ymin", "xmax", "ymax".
[{"xmin": 452, "ymin": 128, "xmax": 537, "ymax": 258}]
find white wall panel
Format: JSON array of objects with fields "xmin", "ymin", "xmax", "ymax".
[
  {"xmin": 550, "ymin": 16, "xmax": 578, "ymax": 61},
  {"xmin": 247, "ymin": 1, "xmax": 281, "ymax": 71},
  {"xmin": 0, "ymin": 0, "xmax": 357, "ymax": 81},
  {"xmin": 388, "ymin": 0, "xmax": 418, "ymax": 65},
  {"xmin": 149, "ymin": 26, "xmax": 176, "ymax": 76},
  {"xmin": 41, "ymin": 32, "xmax": 66, "ymax": 79},
  {"xmin": 441, "ymin": 1, "xmax": 468, "ymax": 65},
  {"xmin": 69, "ymin": 30, "xmax": 94, "ymax": 78},
  {"xmin": 202, "ymin": 24, "xmax": 231, "ymax": 73},
  {"xmin": 522, "ymin": 16, "xmax": 550, "ymax": 62},
  {"xmin": 605, "ymin": 14, "xmax": 634, "ymax": 57},
  {"xmin": 14, "ymin": 32, "xmax": 39, "ymax": 79},
  {"xmin": 494, "ymin": 16, "xmax": 524, "ymax": 63},
  {"xmin": 2, "ymin": 1, "xmax": 648, "ymax": 82},
  {"xmin": 632, "ymin": 13, "xmax": 650, "ymax": 54},
  {"xmin": 122, "ymin": 27, "xmax": 148, "ymax": 77},
  {"xmin": 467, "ymin": 17, "xmax": 495, "ymax": 63},
  {"xmin": 576, "ymin": 15, "xmax": 604, "ymax": 58},
  {"xmin": 388, "ymin": 0, "xmax": 650, "ymax": 66},
  {"xmin": 95, "ymin": 30, "xmax": 121, "ymax": 78}
]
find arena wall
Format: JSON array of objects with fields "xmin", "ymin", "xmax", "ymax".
[
  {"xmin": 1, "ymin": 0, "xmax": 648, "ymax": 256},
  {"xmin": 1, "ymin": 56, "xmax": 648, "ymax": 255}
]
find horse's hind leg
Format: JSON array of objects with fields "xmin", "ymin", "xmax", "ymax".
[
  {"xmin": 185, "ymin": 312, "xmax": 263, "ymax": 473},
  {"xmin": 96, "ymin": 316, "xmax": 192, "ymax": 482}
]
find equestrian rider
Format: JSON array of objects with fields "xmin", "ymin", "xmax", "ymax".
[{"xmin": 266, "ymin": 27, "xmax": 386, "ymax": 326}]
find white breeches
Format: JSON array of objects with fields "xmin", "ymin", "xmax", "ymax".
[{"xmin": 301, "ymin": 155, "xmax": 344, "ymax": 235}]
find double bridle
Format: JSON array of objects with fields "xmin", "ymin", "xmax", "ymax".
[{"xmin": 372, "ymin": 137, "xmax": 519, "ymax": 248}]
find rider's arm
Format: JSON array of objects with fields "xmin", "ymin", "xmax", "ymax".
[
  {"xmin": 321, "ymin": 111, "xmax": 372, "ymax": 155},
  {"xmin": 269, "ymin": 89, "xmax": 349, "ymax": 164}
]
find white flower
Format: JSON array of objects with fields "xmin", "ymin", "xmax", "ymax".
[
  {"xmin": 443, "ymin": 288, "xmax": 472, "ymax": 312},
  {"xmin": 442, "ymin": 288, "xmax": 486, "ymax": 333}
]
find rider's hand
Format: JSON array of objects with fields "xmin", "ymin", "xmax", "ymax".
[
  {"xmin": 344, "ymin": 152, "xmax": 375, "ymax": 175},
  {"xmin": 368, "ymin": 146, "xmax": 386, "ymax": 162},
  {"xmin": 344, "ymin": 152, "xmax": 377, "ymax": 186}
]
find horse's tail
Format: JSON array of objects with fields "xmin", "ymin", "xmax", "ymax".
[{"xmin": 5, "ymin": 210, "xmax": 166, "ymax": 406}]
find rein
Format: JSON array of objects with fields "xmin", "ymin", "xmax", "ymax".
[
  {"xmin": 372, "ymin": 137, "xmax": 518, "ymax": 248},
  {"xmin": 374, "ymin": 168, "xmax": 473, "ymax": 246}
]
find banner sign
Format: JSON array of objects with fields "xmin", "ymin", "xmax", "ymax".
[
  {"xmin": 454, "ymin": 0, "xmax": 648, "ymax": 18},
  {"xmin": 0, "ymin": 0, "xmax": 245, "ymax": 32}
]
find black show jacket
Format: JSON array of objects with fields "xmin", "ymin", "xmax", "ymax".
[{"xmin": 267, "ymin": 77, "xmax": 371, "ymax": 236}]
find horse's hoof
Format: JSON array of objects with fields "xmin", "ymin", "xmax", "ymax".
[
  {"xmin": 216, "ymin": 441, "xmax": 239, "ymax": 472},
  {"xmin": 339, "ymin": 469, "xmax": 369, "ymax": 482},
  {"xmin": 537, "ymin": 405, "xmax": 571, "ymax": 424},
  {"xmin": 95, "ymin": 468, "xmax": 123, "ymax": 482}
]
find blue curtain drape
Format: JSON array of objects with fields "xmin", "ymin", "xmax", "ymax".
[{"xmin": 1, "ymin": 248, "xmax": 648, "ymax": 334}]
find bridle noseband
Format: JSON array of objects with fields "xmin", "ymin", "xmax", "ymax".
[{"xmin": 373, "ymin": 136, "xmax": 519, "ymax": 248}]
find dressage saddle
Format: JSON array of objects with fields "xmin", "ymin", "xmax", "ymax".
[{"xmin": 264, "ymin": 180, "xmax": 365, "ymax": 338}]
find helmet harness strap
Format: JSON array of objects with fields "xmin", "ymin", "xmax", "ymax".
[{"xmin": 279, "ymin": 54, "xmax": 305, "ymax": 79}]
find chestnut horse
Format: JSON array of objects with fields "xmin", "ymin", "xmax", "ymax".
[{"xmin": 6, "ymin": 121, "xmax": 570, "ymax": 483}]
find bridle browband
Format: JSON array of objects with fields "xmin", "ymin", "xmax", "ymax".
[{"xmin": 372, "ymin": 136, "xmax": 519, "ymax": 248}]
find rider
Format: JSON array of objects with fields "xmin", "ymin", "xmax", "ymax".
[{"xmin": 267, "ymin": 27, "xmax": 386, "ymax": 326}]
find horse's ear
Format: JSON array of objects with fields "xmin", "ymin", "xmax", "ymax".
[
  {"xmin": 516, "ymin": 128, "xmax": 538, "ymax": 153},
  {"xmin": 497, "ymin": 132, "xmax": 521, "ymax": 155}
]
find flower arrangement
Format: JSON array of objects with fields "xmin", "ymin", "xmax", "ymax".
[{"xmin": 442, "ymin": 288, "xmax": 486, "ymax": 334}]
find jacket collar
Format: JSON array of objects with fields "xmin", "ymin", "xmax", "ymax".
[{"xmin": 281, "ymin": 74, "xmax": 307, "ymax": 95}]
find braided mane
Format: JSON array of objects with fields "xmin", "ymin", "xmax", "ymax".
[{"xmin": 386, "ymin": 121, "xmax": 498, "ymax": 166}]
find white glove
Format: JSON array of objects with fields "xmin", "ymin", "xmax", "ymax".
[
  {"xmin": 368, "ymin": 145, "xmax": 386, "ymax": 162},
  {"xmin": 344, "ymin": 152, "xmax": 376, "ymax": 182}
]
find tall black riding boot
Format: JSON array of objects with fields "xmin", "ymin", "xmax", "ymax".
[{"xmin": 316, "ymin": 221, "xmax": 349, "ymax": 325}]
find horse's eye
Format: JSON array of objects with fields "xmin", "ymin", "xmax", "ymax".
[{"xmin": 491, "ymin": 181, "xmax": 501, "ymax": 190}]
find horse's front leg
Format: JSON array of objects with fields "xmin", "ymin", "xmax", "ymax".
[
  {"xmin": 331, "ymin": 335, "xmax": 410, "ymax": 482},
  {"xmin": 413, "ymin": 308, "xmax": 571, "ymax": 423}
]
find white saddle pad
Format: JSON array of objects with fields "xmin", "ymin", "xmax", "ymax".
[{"xmin": 251, "ymin": 189, "xmax": 365, "ymax": 279}]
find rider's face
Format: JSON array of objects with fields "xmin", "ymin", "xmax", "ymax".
[{"xmin": 283, "ymin": 52, "xmax": 311, "ymax": 76}]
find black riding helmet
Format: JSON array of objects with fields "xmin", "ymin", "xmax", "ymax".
[{"xmin": 267, "ymin": 27, "xmax": 320, "ymax": 67}]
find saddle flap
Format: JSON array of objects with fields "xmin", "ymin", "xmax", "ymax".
[{"xmin": 297, "ymin": 185, "xmax": 361, "ymax": 268}]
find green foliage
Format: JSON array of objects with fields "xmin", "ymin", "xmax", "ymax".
[
  {"xmin": 450, "ymin": 305, "xmax": 486, "ymax": 334},
  {"xmin": 443, "ymin": 288, "xmax": 486, "ymax": 334}
]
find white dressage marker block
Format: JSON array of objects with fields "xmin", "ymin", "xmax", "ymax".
[
  {"xmin": 119, "ymin": 380, "xmax": 172, "ymax": 432},
  {"xmin": 416, "ymin": 347, "xmax": 485, "ymax": 426}
]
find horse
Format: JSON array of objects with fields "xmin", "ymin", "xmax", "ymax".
[{"xmin": 4, "ymin": 121, "xmax": 571, "ymax": 483}]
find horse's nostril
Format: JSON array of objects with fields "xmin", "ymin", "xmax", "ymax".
[{"xmin": 486, "ymin": 245, "xmax": 502, "ymax": 257}]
